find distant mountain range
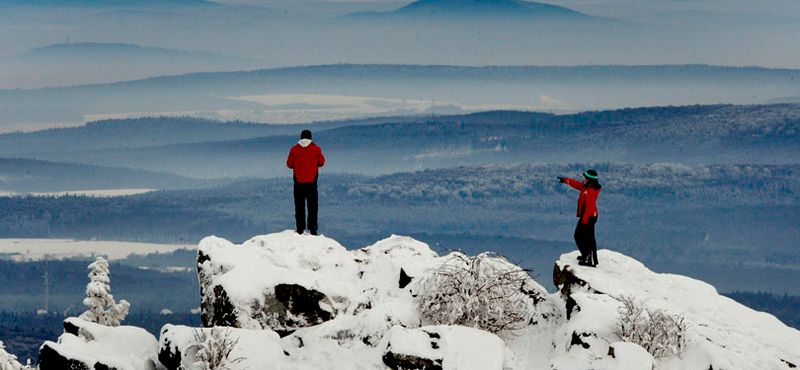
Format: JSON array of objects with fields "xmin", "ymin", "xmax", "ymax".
[
  {"xmin": 0, "ymin": 43, "xmax": 269, "ymax": 89},
  {"xmin": 1, "ymin": 0, "xmax": 210, "ymax": 7},
  {"xmin": 0, "ymin": 157, "xmax": 219, "ymax": 193},
  {"xmin": 1, "ymin": 64, "xmax": 798, "ymax": 130},
  {"xmin": 342, "ymin": 0, "xmax": 593, "ymax": 21}
]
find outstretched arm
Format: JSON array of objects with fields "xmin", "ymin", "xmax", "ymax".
[{"xmin": 558, "ymin": 177, "xmax": 584, "ymax": 191}]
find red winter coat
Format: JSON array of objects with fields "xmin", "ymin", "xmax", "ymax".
[
  {"xmin": 287, "ymin": 140, "xmax": 325, "ymax": 183},
  {"xmin": 564, "ymin": 178, "xmax": 602, "ymax": 225}
]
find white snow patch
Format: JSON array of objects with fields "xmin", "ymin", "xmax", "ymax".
[
  {"xmin": 42, "ymin": 317, "xmax": 158, "ymax": 370},
  {"xmin": 381, "ymin": 325, "xmax": 508, "ymax": 370},
  {"xmin": 28, "ymin": 189, "xmax": 156, "ymax": 197},
  {"xmin": 159, "ymin": 324, "xmax": 286, "ymax": 370},
  {"xmin": 0, "ymin": 238, "xmax": 194, "ymax": 261}
]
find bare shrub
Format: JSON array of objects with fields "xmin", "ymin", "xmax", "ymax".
[
  {"xmin": 415, "ymin": 252, "xmax": 541, "ymax": 334},
  {"xmin": 613, "ymin": 296, "xmax": 688, "ymax": 358},
  {"xmin": 182, "ymin": 328, "xmax": 245, "ymax": 370}
]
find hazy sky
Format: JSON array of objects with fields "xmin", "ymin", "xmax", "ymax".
[{"xmin": 0, "ymin": 0, "xmax": 798, "ymax": 91}]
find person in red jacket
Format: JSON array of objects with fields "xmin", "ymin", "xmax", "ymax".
[
  {"xmin": 287, "ymin": 130, "xmax": 326, "ymax": 235},
  {"xmin": 558, "ymin": 170, "xmax": 602, "ymax": 267}
]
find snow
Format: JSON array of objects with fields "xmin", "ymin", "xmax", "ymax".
[
  {"xmin": 0, "ymin": 340, "xmax": 31, "ymax": 370},
  {"xmin": 199, "ymin": 231, "xmax": 362, "ymax": 329},
  {"xmin": 555, "ymin": 249, "xmax": 800, "ymax": 370},
  {"xmin": 42, "ymin": 317, "xmax": 158, "ymax": 370},
  {"xmin": 15, "ymin": 233, "xmax": 799, "ymax": 370},
  {"xmin": 159, "ymin": 324, "xmax": 286, "ymax": 370},
  {"xmin": 28, "ymin": 189, "xmax": 156, "ymax": 197},
  {"xmin": 381, "ymin": 325, "xmax": 508, "ymax": 370},
  {"xmin": 197, "ymin": 231, "xmax": 563, "ymax": 369},
  {"xmin": 0, "ymin": 239, "xmax": 194, "ymax": 262}
]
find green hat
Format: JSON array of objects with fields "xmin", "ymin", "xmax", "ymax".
[{"xmin": 583, "ymin": 170, "xmax": 598, "ymax": 179}]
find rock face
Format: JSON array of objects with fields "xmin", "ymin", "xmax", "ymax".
[
  {"xmin": 551, "ymin": 250, "xmax": 800, "ymax": 370},
  {"xmin": 158, "ymin": 324, "xmax": 286, "ymax": 370},
  {"xmin": 39, "ymin": 317, "xmax": 158, "ymax": 370}
]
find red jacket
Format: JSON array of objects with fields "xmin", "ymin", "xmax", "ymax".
[
  {"xmin": 564, "ymin": 178, "xmax": 602, "ymax": 225},
  {"xmin": 287, "ymin": 140, "xmax": 325, "ymax": 183}
]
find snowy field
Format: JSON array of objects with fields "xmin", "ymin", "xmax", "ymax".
[
  {"xmin": 81, "ymin": 93, "xmax": 569, "ymax": 126},
  {"xmin": 0, "ymin": 189, "xmax": 157, "ymax": 197},
  {"xmin": 0, "ymin": 239, "xmax": 194, "ymax": 261}
]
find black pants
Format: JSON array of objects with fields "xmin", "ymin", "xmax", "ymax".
[
  {"xmin": 294, "ymin": 177, "xmax": 318, "ymax": 233},
  {"xmin": 574, "ymin": 216, "xmax": 598, "ymax": 265}
]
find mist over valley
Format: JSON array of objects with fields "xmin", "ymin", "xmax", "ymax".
[{"xmin": 0, "ymin": 0, "xmax": 798, "ymax": 367}]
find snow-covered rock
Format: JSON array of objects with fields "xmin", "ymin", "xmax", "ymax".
[
  {"xmin": 38, "ymin": 317, "xmax": 158, "ymax": 370},
  {"xmin": 157, "ymin": 324, "xmax": 286, "ymax": 370},
  {"xmin": 381, "ymin": 325, "xmax": 509, "ymax": 370},
  {"xmin": 198, "ymin": 231, "xmax": 361, "ymax": 333},
  {"xmin": 552, "ymin": 250, "xmax": 800, "ymax": 370}
]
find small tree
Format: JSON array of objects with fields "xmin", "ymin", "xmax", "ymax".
[
  {"xmin": 613, "ymin": 296, "xmax": 688, "ymax": 358},
  {"xmin": 79, "ymin": 257, "xmax": 130, "ymax": 326},
  {"xmin": 415, "ymin": 252, "xmax": 542, "ymax": 334},
  {"xmin": 0, "ymin": 340, "xmax": 33, "ymax": 370},
  {"xmin": 182, "ymin": 328, "xmax": 245, "ymax": 370}
]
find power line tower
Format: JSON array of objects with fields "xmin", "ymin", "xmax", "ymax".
[{"xmin": 43, "ymin": 257, "xmax": 50, "ymax": 313}]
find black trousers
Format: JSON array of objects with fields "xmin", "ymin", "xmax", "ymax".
[
  {"xmin": 294, "ymin": 177, "xmax": 318, "ymax": 233},
  {"xmin": 574, "ymin": 216, "xmax": 598, "ymax": 265}
]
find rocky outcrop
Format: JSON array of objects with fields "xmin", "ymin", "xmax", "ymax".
[
  {"xmin": 36, "ymin": 233, "xmax": 800, "ymax": 370},
  {"xmin": 39, "ymin": 318, "xmax": 158, "ymax": 370},
  {"xmin": 550, "ymin": 250, "xmax": 800, "ymax": 370}
]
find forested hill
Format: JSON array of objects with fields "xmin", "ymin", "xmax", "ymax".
[
  {"xmin": 113, "ymin": 64, "xmax": 800, "ymax": 85},
  {"xmin": 0, "ymin": 114, "xmax": 474, "ymax": 157},
  {"xmin": 0, "ymin": 158, "xmax": 220, "ymax": 193},
  {"xmin": 4, "ymin": 104, "xmax": 794, "ymax": 180},
  {"xmin": 2, "ymin": 64, "xmax": 798, "ymax": 129}
]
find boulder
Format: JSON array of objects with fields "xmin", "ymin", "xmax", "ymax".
[
  {"xmin": 197, "ymin": 231, "xmax": 360, "ymax": 333},
  {"xmin": 274, "ymin": 235, "xmax": 441, "ymax": 353},
  {"xmin": 381, "ymin": 325, "xmax": 508, "ymax": 370},
  {"xmin": 157, "ymin": 324, "xmax": 286, "ymax": 370},
  {"xmin": 39, "ymin": 317, "xmax": 158, "ymax": 370}
]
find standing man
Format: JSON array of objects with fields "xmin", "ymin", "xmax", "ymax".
[
  {"xmin": 558, "ymin": 170, "xmax": 602, "ymax": 267},
  {"xmin": 287, "ymin": 129, "xmax": 325, "ymax": 235}
]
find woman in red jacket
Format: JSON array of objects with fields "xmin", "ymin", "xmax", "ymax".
[{"xmin": 558, "ymin": 170, "xmax": 602, "ymax": 267}]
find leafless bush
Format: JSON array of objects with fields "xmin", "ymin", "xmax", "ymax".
[
  {"xmin": 182, "ymin": 328, "xmax": 245, "ymax": 370},
  {"xmin": 415, "ymin": 252, "xmax": 541, "ymax": 334},
  {"xmin": 613, "ymin": 296, "xmax": 688, "ymax": 358}
]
